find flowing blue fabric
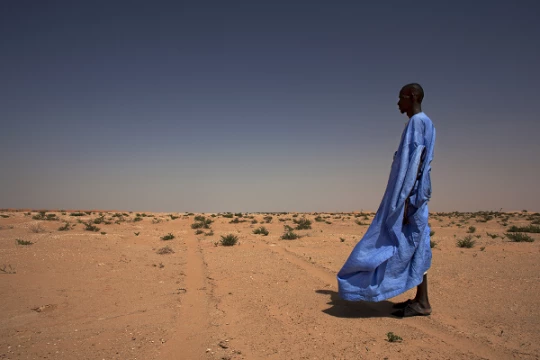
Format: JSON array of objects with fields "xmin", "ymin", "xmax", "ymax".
[{"xmin": 337, "ymin": 112, "xmax": 436, "ymax": 302}]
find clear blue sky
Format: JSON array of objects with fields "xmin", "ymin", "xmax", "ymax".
[{"xmin": 1, "ymin": 1, "xmax": 539, "ymax": 212}]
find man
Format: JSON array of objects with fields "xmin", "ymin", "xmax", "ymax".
[{"xmin": 337, "ymin": 83, "xmax": 435, "ymax": 317}]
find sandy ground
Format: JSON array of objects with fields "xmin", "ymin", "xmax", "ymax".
[{"xmin": 1, "ymin": 210, "xmax": 539, "ymax": 360}]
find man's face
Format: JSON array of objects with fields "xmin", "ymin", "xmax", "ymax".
[{"xmin": 397, "ymin": 89, "xmax": 412, "ymax": 114}]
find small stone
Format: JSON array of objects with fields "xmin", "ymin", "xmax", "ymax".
[{"xmin": 206, "ymin": 348, "xmax": 211, "ymax": 352}]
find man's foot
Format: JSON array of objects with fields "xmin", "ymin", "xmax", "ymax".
[
  {"xmin": 392, "ymin": 299, "xmax": 413, "ymax": 309},
  {"xmin": 392, "ymin": 302, "xmax": 432, "ymax": 318}
]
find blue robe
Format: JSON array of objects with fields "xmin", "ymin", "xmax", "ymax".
[{"xmin": 337, "ymin": 112, "xmax": 436, "ymax": 302}]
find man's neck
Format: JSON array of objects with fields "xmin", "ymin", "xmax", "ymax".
[{"xmin": 407, "ymin": 105, "xmax": 422, "ymax": 118}]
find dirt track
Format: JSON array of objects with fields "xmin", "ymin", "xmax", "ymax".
[{"xmin": 1, "ymin": 210, "xmax": 539, "ymax": 359}]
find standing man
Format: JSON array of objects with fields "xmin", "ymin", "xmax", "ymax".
[{"xmin": 337, "ymin": 83, "xmax": 435, "ymax": 317}]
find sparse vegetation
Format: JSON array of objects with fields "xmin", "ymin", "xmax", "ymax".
[
  {"xmin": 83, "ymin": 222, "xmax": 100, "ymax": 232},
  {"xmin": 281, "ymin": 230, "xmax": 300, "ymax": 240},
  {"xmin": 507, "ymin": 225, "xmax": 540, "ymax": 233},
  {"xmin": 467, "ymin": 226, "xmax": 476, "ymax": 233},
  {"xmin": 58, "ymin": 222, "xmax": 71, "ymax": 231},
  {"xmin": 293, "ymin": 217, "xmax": 312, "ymax": 230},
  {"xmin": 161, "ymin": 233, "xmax": 175, "ymax": 241},
  {"xmin": 16, "ymin": 239, "xmax": 33, "ymax": 246},
  {"xmin": 430, "ymin": 230, "xmax": 435, "ymax": 236},
  {"xmin": 157, "ymin": 246, "xmax": 174, "ymax": 254},
  {"xmin": 486, "ymin": 232, "xmax": 499, "ymax": 239},
  {"xmin": 134, "ymin": 232, "xmax": 140, "ymax": 236},
  {"xmin": 430, "ymin": 240, "xmax": 437, "ymax": 248},
  {"xmin": 355, "ymin": 220, "xmax": 368, "ymax": 226},
  {"xmin": 220, "ymin": 234, "xmax": 238, "ymax": 246},
  {"xmin": 457, "ymin": 235, "xmax": 476, "ymax": 248},
  {"xmin": 253, "ymin": 226, "xmax": 269, "ymax": 236},
  {"xmin": 263, "ymin": 216, "xmax": 273, "ymax": 223},
  {"xmin": 386, "ymin": 332, "xmax": 403, "ymax": 342},
  {"xmin": 192, "ymin": 216, "xmax": 213, "ymax": 229},
  {"xmin": 0, "ymin": 264, "xmax": 16, "ymax": 274},
  {"xmin": 29, "ymin": 223, "xmax": 45, "ymax": 233},
  {"xmin": 505, "ymin": 232, "xmax": 534, "ymax": 242},
  {"xmin": 195, "ymin": 229, "xmax": 204, "ymax": 235}
]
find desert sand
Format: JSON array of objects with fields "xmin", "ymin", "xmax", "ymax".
[{"xmin": 1, "ymin": 210, "xmax": 539, "ymax": 360}]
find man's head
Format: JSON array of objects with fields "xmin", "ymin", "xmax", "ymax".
[{"xmin": 398, "ymin": 83, "xmax": 424, "ymax": 115}]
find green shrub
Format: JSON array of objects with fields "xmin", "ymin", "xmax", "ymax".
[
  {"xmin": 16, "ymin": 239, "xmax": 33, "ymax": 246},
  {"xmin": 161, "ymin": 233, "xmax": 175, "ymax": 241},
  {"xmin": 386, "ymin": 332, "xmax": 402, "ymax": 343},
  {"xmin": 281, "ymin": 231, "xmax": 299, "ymax": 240},
  {"xmin": 220, "ymin": 234, "xmax": 238, "ymax": 246},
  {"xmin": 507, "ymin": 225, "xmax": 540, "ymax": 233},
  {"xmin": 293, "ymin": 218, "xmax": 312, "ymax": 230},
  {"xmin": 457, "ymin": 235, "xmax": 475, "ymax": 248},
  {"xmin": 253, "ymin": 226, "xmax": 269, "ymax": 236},
  {"xmin": 83, "ymin": 222, "xmax": 100, "ymax": 232},
  {"xmin": 467, "ymin": 226, "xmax": 476, "ymax": 233},
  {"xmin": 505, "ymin": 232, "xmax": 534, "ymax": 242},
  {"xmin": 58, "ymin": 223, "xmax": 71, "ymax": 231}
]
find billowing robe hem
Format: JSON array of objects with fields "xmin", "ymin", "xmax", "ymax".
[{"xmin": 337, "ymin": 112, "xmax": 436, "ymax": 302}]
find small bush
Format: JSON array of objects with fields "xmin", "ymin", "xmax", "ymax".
[
  {"xmin": 222, "ymin": 213, "xmax": 234, "ymax": 218},
  {"xmin": 29, "ymin": 223, "xmax": 45, "ymax": 233},
  {"xmin": 429, "ymin": 230, "xmax": 435, "ymax": 236},
  {"xmin": 58, "ymin": 223, "xmax": 71, "ymax": 231},
  {"xmin": 170, "ymin": 214, "xmax": 179, "ymax": 220},
  {"xmin": 161, "ymin": 233, "xmax": 175, "ymax": 241},
  {"xmin": 486, "ymin": 232, "xmax": 499, "ymax": 239},
  {"xmin": 507, "ymin": 225, "xmax": 540, "ymax": 233},
  {"xmin": 220, "ymin": 234, "xmax": 238, "ymax": 246},
  {"xmin": 386, "ymin": 332, "xmax": 403, "ymax": 343},
  {"xmin": 467, "ymin": 226, "xmax": 476, "ymax": 233},
  {"xmin": 293, "ymin": 218, "xmax": 312, "ymax": 230},
  {"xmin": 101, "ymin": 232, "xmax": 106, "ymax": 235},
  {"xmin": 16, "ymin": 239, "xmax": 33, "ymax": 246},
  {"xmin": 195, "ymin": 229, "xmax": 204, "ymax": 235},
  {"xmin": 314, "ymin": 216, "xmax": 324, "ymax": 222},
  {"xmin": 205, "ymin": 230, "xmax": 214, "ymax": 236},
  {"xmin": 133, "ymin": 216, "xmax": 143, "ymax": 222},
  {"xmin": 253, "ymin": 226, "xmax": 269, "ymax": 236},
  {"xmin": 355, "ymin": 220, "xmax": 368, "ymax": 226},
  {"xmin": 194, "ymin": 215, "xmax": 206, "ymax": 222},
  {"xmin": 263, "ymin": 216, "xmax": 273, "ymax": 223},
  {"xmin": 430, "ymin": 240, "xmax": 437, "ymax": 248},
  {"xmin": 281, "ymin": 231, "xmax": 299, "ymax": 240},
  {"xmin": 505, "ymin": 232, "xmax": 534, "ymax": 242},
  {"xmin": 83, "ymin": 222, "xmax": 100, "ymax": 232},
  {"xmin": 134, "ymin": 232, "xmax": 140, "ymax": 236},
  {"xmin": 157, "ymin": 246, "xmax": 174, "ymax": 254},
  {"xmin": 457, "ymin": 235, "xmax": 475, "ymax": 248}
]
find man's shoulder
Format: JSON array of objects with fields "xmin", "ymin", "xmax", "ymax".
[{"xmin": 411, "ymin": 112, "xmax": 434, "ymax": 128}]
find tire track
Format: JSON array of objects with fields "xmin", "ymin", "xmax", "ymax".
[
  {"xmin": 161, "ymin": 235, "xmax": 212, "ymax": 360},
  {"xmin": 260, "ymin": 240, "xmax": 514, "ymax": 360}
]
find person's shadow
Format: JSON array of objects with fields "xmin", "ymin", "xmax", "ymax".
[{"xmin": 316, "ymin": 290, "xmax": 397, "ymax": 318}]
